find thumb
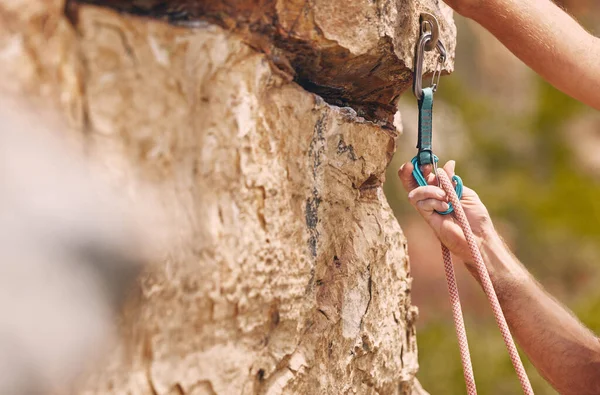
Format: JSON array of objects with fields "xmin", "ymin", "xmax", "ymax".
[{"xmin": 443, "ymin": 160, "xmax": 456, "ymax": 178}]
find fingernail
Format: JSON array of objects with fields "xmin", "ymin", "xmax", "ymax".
[
  {"xmin": 442, "ymin": 202, "xmax": 450, "ymax": 211},
  {"xmin": 437, "ymin": 190, "xmax": 446, "ymax": 198}
]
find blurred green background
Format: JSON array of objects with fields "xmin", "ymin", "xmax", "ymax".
[{"xmin": 384, "ymin": 2, "xmax": 600, "ymax": 393}]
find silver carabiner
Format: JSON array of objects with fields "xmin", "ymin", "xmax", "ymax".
[
  {"xmin": 413, "ymin": 14, "xmax": 447, "ymax": 99},
  {"xmin": 413, "ymin": 31, "xmax": 432, "ymax": 99}
]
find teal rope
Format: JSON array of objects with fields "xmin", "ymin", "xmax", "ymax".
[{"xmin": 411, "ymin": 156, "xmax": 463, "ymax": 215}]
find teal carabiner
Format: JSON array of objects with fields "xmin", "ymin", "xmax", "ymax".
[
  {"xmin": 412, "ymin": 87, "xmax": 462, "ymax": 215},
  {"xmin": 411, "ymin": 156, "xmax": 463, "ymax": 215}
]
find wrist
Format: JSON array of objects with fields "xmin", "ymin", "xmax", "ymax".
[{"xmin": 478, "ymin": 231, "xmax": 530, "ymax": 290}]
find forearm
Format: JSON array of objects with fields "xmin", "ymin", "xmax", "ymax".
[
  {"xmin": 478, "ymin": 232, "xmax": 600, "ymax": 394},
  {"xmin": 464, "ymin": 0, "xmax": 600, "ymax": 110}
]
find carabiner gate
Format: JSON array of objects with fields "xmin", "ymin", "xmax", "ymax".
[{"xmin": 431, "ymin": 41, "xmax": 446, "ymax": 92}]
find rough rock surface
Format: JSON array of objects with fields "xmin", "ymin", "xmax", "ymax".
[
  {"xmin": 74, "ymin": 0, "xmax": 456, "ymax": 127},
  {"xmin": 0, "ymin": 1, "xmax": 455, "ymax": 394}
]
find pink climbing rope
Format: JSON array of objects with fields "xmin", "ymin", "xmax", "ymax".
[{"xmin": 436, "ymin": 169, "xmax": 534, "ymax": 395}]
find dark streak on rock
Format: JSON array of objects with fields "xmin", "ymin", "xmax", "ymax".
[
  {"xmin": 400, "ymin": 344, "xmax": 404, "ymax": 369},
  {"xmin": 309, "ymin": 112, "xmax": 327, "ymax": 176},
  {"xmin": 306, "ymin": 189, "xmax": 321, "ymax": 258},
  {"xmin": 271, "ymin": 308, "xmax": 280, "ymax": 326},
  {"xmin": 306, "ymin": 190, "xmax": 321, "ymax": 258},
  {"xmin": 318, "ymin": 308, "xmax": 330, "ymax": 320},
  {"xmin": 333, "ymin": 255, "xmax": 342, "ymax": 268},
  {"xmin": 306, "ymin": 111, "xmax": 327, "ymax": 258},
  {"xmin": 337, "ymin": 138, "xmax": 357, "ymax": 160},
  {"xmin": 305, "ymin": 191, "xmax": 320, "ymax": 230},
  {"xmin": 359, "ymin": 264, "xmax": 373, "ymax": 332}
]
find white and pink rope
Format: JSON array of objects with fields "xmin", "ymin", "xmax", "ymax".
[{"xmin": 436, "ymin": 169, "xmax": 534, "ymax": 395}]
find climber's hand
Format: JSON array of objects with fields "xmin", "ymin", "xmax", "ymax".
[{"xmin": 397, "ymin": 160, "xmax": 495, "ymax": 264}]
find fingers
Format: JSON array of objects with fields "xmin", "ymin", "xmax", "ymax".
[
  {"xmin": 424, "ymin": 165, "xmax": 438, "ymax": 186},
  {"xmin": 461, "ymin": 186, "xmax": 485, "ymax": 208},
  {"xmin": 419, "ymin": 163, "xmax": 433, "ymax": 184},
  {"xmin": 398, "ymin": 161, "xmax": 438, "ymax": 192},
  {"xmin": 462, "ymin": 185, "xmax": 478, "ymax": 199},
  {"xmin": 416, "ymin": 163, "xmax": 437, "ymax": 186},
  {"xmin": 407, "ymin": 185, "xmax": 448, "ymax": 217},
  {"xmin": 398, "ymin": 162, "xmax": 418, "ymax": 192},
  {"xmin": 408, "ymin": 185, "xmax": 446, "ymax": 204},
  {"xmin": 443, "ymin": 160, "xmax": 456, "ymax": 178},
  {"xmin": 417, "ymin": 198, "xmax": 450, "ymax": 214},
  {"xmin": 399, "ymin": 160, "xmax": 459, "ymax": 195}
]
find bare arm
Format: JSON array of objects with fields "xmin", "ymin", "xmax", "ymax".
[
  {"xmin": 450, "ymin": 0, "xmax": 600, "ymax": 110},
  {"xmin": 480, "ymin": 232, "xmax": 600, "ymax": 394},
  {"xmin": 398, "ymin": 161, "xmax": 600, "ymax": 394}
]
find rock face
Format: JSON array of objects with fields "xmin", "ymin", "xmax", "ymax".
[
  {"xmin": 75, "ymin": 0, "xmax": 456, "ymax": 127},
  {"xmin": 0, "ymin": 1, "xmax": 455, "ymax": 394}
]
